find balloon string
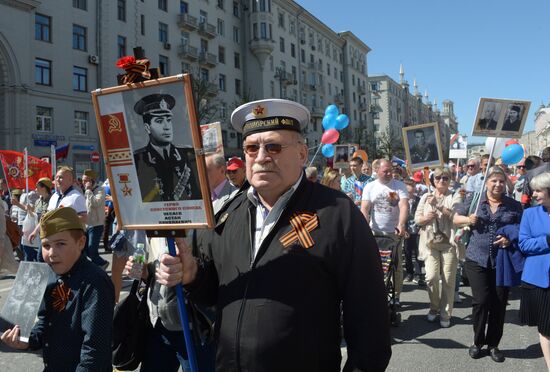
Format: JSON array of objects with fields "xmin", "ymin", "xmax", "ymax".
[{"xmin": 308, "ymin": 145, "xmax": 322, "ymax": 167}]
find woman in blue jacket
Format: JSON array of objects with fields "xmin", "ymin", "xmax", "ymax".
[{"xmin": 519, "ymin": 171, "xmax": 550, "ymax": 371}]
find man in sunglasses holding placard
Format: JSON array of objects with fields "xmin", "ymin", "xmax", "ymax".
[{"xmin": 156, "ymin": 98, "xmax": 391, "ymax": 371}]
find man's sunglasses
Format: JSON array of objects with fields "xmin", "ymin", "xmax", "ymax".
[
  {"xmin": 243, "ymin": 142, "xmax": 298, "ymax": 155},
  {"xmin": 434, "ymin": 176, "xmax": 450, "ymax": 182},
  {"xmin": 517, "ymin": 165, "xmax": 525, "ymax": 169}
]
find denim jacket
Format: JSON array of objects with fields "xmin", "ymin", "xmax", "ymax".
[{"xmin": 457, "ymin": 193, "xmax": 522, "ymax": 268}]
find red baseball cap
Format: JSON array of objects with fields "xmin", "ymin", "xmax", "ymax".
[
  {"xmin": 412, "ymin": 171, "xmax": 423, "ymax": 183},
  {"xmin": 227, "ymin": 157, "xmax": 245, "ymax": 170}
]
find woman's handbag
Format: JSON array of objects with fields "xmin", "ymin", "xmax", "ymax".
[
  {"xmin": 112, "ymin": 280, "xmax": 152, "ymax": 371},
  {"xmin": 454, "ymin": 192, "xmax": 480, "ymax": 246}
]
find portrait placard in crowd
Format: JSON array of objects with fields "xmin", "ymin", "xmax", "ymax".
[
  {"xmin": 200, "ymin": 122, "xmax": 224, "ymax": 156},
  {"xmin": 91, "ymin": 75, "xmax": 214, "ymax": 230},
  {"xmin": 333, "ymin": 144, "xmax": 351, "ymax": 169},
  {"xmin": 402, "ymin": 122, "xmax": 444, "ymax": 171},
  {"xmin": 472, "ymin": 97, "xmax": 531, "ymax": 138}
]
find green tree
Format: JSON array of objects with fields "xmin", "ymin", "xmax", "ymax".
[
  {"xmin": 374, "ymin": 127, "xmax": 404, "ymax": 160},
  {"xmin": 191, "ymin": 76, "xmax": 222, "ymax": 124}
]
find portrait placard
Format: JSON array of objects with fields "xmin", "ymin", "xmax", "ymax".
[
  {"xmin": 91, "ymin": 75, "xmax": 214, "ymax": 230},
  {"xmin": 348, "ymin": 143, "xmax": 359, "ymax": 159},
  {"xmin": 402, "ymin": 123, "xmax": 444, "ymax": 171},
  {"xmin": 0, "ymin": 262, "xmax": 52, "ymax": 342},
  {"xmin": 200, "ymin": 122, "xmax": 224, "ymax": 156},
  {"xmin": 333, "ymin": 144, "xmax": 350, "ymax": 169},
  {"xmin": 449, "ymin": 133, "xmax": 468, "ymax": 159},
  {"xmin": 472, "ymin": 97, "xmax": 531, "ymax": 139}
]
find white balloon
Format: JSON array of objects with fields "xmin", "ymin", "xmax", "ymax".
[{"xmin": 485, "ymin": 137, "xmax": 508, "ymax": 158}]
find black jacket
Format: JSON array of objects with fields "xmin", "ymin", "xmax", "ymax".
[{"xmin": 188, "ymin": 177, "xmax": 391, "ymax": 372}]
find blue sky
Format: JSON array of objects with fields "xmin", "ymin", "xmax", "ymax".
[{"xmin": 296, "ymin": 0, "xmax": 550, "ymax": 144}]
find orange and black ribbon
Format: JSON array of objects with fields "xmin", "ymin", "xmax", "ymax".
[
  {"xmin": 51, "ymin": 281, "xmax": 71, "ymax": 312},
  {"xmin": 122, "ymin": 59, "xmax": 152, "ymax": 84},
  {"xmin": 280, "ymin": 212, "xmax": 319, "ymax": 249}
]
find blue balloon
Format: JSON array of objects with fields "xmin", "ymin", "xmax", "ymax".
[
  {"xmin": 322, "ymin": 114, "xmax": 337, "ymax": 130},
  {"xmin": 501, "ymin": 144, "xmax": 524, "ymax": 165},
  {"xmin": 325, "ymin": 104, "xmax": 339, "ymax": 116},
  {"xmin": 335, "ymin": 114, "xmax": 349, "ymax": 130},
  {"xmin": 321, "ymin": 143, "xmax": 334, "ymax": 158}
]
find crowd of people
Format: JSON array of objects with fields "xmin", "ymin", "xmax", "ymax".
[{"xmin": 0, "ymin": 97, "xmax": 549, "ymax": 372}]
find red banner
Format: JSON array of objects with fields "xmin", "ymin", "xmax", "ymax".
[{"xmin": 0, "ymin": 150, "xmax": 52, "ymax": 190}]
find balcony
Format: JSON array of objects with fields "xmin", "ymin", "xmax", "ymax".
[
  {"xmin": 177, "ymin": 13, "xmax": 198, "ymax": 31},
  {"xmin": 334, "ymin": 93, "xmax": 344, "ymax": 104},
  {"xmin": 359, "ymin": 102, "xmax": 368, "ymax": 111},
  {"xmin": 310, "ymin": 106, "xmax": 324, "ymax": 118},
  {"xmin": 206, "ymin": 82, "xmax": 218, "ymax": 97},
  {"xmin": 177, "ymin": 44, "xmax": 198, "ymax": 61},
  {"xmin": 274, "ymin": 69, "xmax": 297, "ymax": 86},
  {"xmin": 358, "ymin": 85, "xmax": 366, "ymax": 95},
  {"xmin": 199, "ymin": 52, "xmax": 217, "ymax": 67},
  {"xmin": 308, "ymin": 61, "xmax": 322, "ymax": 71},
  {"xmin": 198, "ymin": 21, "xmax": 217, "ymax": 39}
]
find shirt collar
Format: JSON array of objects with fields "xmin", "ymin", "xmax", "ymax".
[
  {"xmin": 150, "ymin": 143, "xmax": 171, "ymax": 158},
  {"xmin": 58, "ymin": 185, "xmax": 74, "ymax": 197}
]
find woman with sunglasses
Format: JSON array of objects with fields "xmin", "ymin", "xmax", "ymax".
[
  {"xmin": 415, "ymin": 167, "xmax": 459, "ymax": 328},
  {"xmin": 454, "ymin": 166, "xmax": 523, "ymax": 362}
]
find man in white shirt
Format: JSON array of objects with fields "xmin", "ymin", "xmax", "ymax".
[{"xmin": 361, "ymin": 159, "xmax": 409, "ymax": 304}]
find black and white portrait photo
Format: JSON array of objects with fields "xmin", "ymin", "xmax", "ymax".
[
  {"xmin": 333, "ymin": 144, "xmax": 350, "ymax": 169},
  {"xmin": 131, "ymin": 93, "xmax": 200, "ymax": 203},
  {"xmin": 92, "ymin": 75, "xmax": 215, "ymax": 230},
  {"xmin": 402, "ymin": 123, "xmax": 443, "ymax": 170},
  {"xmin": 472, "ymin": 97, "xmax": 531, "ymax": 139}
]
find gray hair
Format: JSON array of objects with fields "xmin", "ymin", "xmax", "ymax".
[
  {"xmin": 530, "ymin": 172, "xmax": 550, "ymax": 192},
  {"xmin": 305, "ymin": 167, "xmax": 318, "ymax": 179},
  {"xmin": 485, "ymin": 166, "xmax": 507, "ymax": 181},
  {"xmin": 208, "ymin": 153, "xmax": 226, "ymax": 168}
]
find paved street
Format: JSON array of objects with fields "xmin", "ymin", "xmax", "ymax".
[{"xmin": 1, "ymin": 252, "xmax": 547, "ymax": 371}]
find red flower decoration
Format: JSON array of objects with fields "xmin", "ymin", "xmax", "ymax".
[{"xmin": 116, "ymin": 55, "xmax": 136, "ymax": 69}]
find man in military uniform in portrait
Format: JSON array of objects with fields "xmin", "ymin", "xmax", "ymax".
[
  {"xmin": 133, "ymin": 93, "xmax": 201, "ymax": 202},
  {"xmin": 410, "ymin": 129, "xmax": 438, "ymax": 164}
]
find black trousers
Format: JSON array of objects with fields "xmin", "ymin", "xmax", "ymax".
[
  {"xmin": 465, "ymin": 259, "xmax": 510, "ymax": 347},
  {"xmin": 404, "ymin": 234, "xmax": 423, "ymax": 277}
]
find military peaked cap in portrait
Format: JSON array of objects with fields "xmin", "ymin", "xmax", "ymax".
[
  {"xmin": 231, "ymin": 98, "xmax": 310, "ymax": 138},
  {"xmin": 510, "ymin": 105, "xmax": 521, "ymax": 113},
  {"xmin": 40, "ymin": 207, "xmax": 86, "ymax": 239},
  {"xmin": 134, "ymin": 94, "xmax": 175, "ymax": 117}
]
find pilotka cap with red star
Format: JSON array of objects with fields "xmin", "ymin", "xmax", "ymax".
[{"xmin": 231, "ymin": 98, "xmax": 310, "ymax": 138}]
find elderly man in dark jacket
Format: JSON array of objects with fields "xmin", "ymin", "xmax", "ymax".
[{"xmin": 157, "ymin": 99, "xmax": 391, "ymax": 372}]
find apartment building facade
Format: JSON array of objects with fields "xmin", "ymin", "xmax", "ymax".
[{"xmin": 0, "ymin": 0, "xmax": 371, "ymax": 175}]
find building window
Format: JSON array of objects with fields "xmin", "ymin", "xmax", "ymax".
[
  {"xmin": 180, "ymin": 1, "xmax": 188, "ymax": 13},
  {"xmin": 234, "ymin": 52, "xmax": 240, "ymax": 69},
  {"xmin": 159, "ymin": 55, "xmax": 169, "ymax": 75},
  {"xmin": 217, "ymin": 0, "xmax": 224, "ymax": 9},
  {"xmin": 36, "ymin": 106, "xmax": 53, "ymax": 132},
  {"xmin": 199, "ymin": 10, "xmax": 207, "ymax": 25},
  {"xmin": 233, "ymin": 27, "xmax": 239, "ymax": 43},
  {"xmin": 218, "ymin": 46, "xmax": 225, "ymax": 63},
  {"xmin": 290, "ymin": 43, "xmax": 295, "ymax": 58},
  {"xmin": 235, "ymin": 79, "xmax": 241, "ymax": 95},
  {"xmin": 278, "ymin": 12, "xmax": 285, "ymax": 28},
  {"xmin": 233, "ymin": 1, "xmax": 239, "ymax": 17},
  {"xmin": 74, "ymin": 111, "xmax": 88, "ymax": 135},
  {"xmin": 219, "ymin": 74, "xmax": 226, "ymax": 91},
  {"xmin": 117, "ymin": 0, "xmax": 126, "ymax": 22},
  {"xmin": 158, "ymin": 0, "xmax": 167, "ymax": 11},
  {"xmin": 140, "ymin": 15, "xmax": 145, "ymax": 35},
  {"xmin": 72, "ymin": 25, "xmax": 86, "ymax": 51},
  {"xmin": 159, "ymin": 22, "xmax": 168, "ymax": 42},
  {"xmin": 35, "ymin": 14, "xmax": 51, "ymax": 42},
  {"xmin": 217, "ymin": 19, "xmax": 225, "ymax": 36},
  {"xmin": 199, "ymin": 68, "xmax": 209, "ymax": 82},
  {"xmin": 300, "ymin": 49, "xmax": 305, "ymax": 63},
  {"xmin": 117, "ymin": 35, "xmax": 126, "ymax": 58},
  {"xmin": 279, "ymin": 37, "xmax": 285, "ymax": 53},
  {"xmin": 181, "ymin": 62, "xmax": 190, "ymax": 72},
  {"xmin": 252, "ymin": 23, "xmax": 258, "ymax": 39},
  {"xmin": 35, "ymin": 58, "xmax": 51, "ymax": 86},
  {"xmin": 219, "ymin": 102, "xmax": 227, "ymax": 118},
  {"xmin": 73, "ymin": 0, "xmax": 87, "ymax": 10},
  {"xmin": 73, "ymin": 66, "xmax": 87, "ymax": 91},
  {"xmin": 260, "ymin": 23, "xmax": 267, "ymax": 39}
]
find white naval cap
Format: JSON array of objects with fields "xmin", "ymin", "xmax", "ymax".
[{"xmin": 230, "ymin": 98, "xmax": 310, "ymax": 138}]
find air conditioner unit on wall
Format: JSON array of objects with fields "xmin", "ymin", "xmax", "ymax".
[
  {"xmin": 88, "ymin": 55, "xmax": 99, "ymax": 64},
  {"xmin": 163, "ymin": 42, "xmax": 171, "ymax": 50}
]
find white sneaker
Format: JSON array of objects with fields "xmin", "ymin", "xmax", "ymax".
[
  {"xmin": 440, "ymin": 319, "xmax": 451, "ymax": 328},
  {"xmin": 427, "ymin": 312, "xmax": 438, "ymax": 322},
  {"xmin": 454, "ymin": 292, "xmax": 462, "ymax": 303}
]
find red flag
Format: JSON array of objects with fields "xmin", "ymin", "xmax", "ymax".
[{"xmin": 0, "ymin": 150, "xmax": 52, "ymax": 190}]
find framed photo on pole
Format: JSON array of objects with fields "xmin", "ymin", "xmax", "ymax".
[
  {"xmin": 472, "ymin": 97, "xmax": 531, "ymax": 139},
  {"xmin": 402, "ymin": 122, "xmax": 444, "ymax": 171},
  {"xmin": 91, "ymin": 74, "xmax": 214, "ymax": 230}
]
